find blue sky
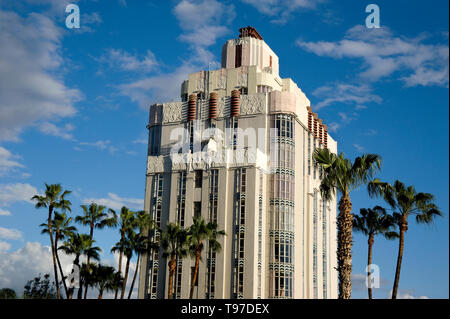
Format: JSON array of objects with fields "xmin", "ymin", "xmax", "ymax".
[{"xmin": 0, "ymin": 0, "xmax": 448, "ymax": 298}]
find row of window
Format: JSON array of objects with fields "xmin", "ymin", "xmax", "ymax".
[
  {"xmin": 233, "ymin": 168, "xmax": 246, "ymax": 299},
  {"xmin": 269, "ymin": 114, "xmax": 295, "ymax": 299},
  {"xmin": 206, "ymin": 169, "xmax": 219, "ymax": 299}
]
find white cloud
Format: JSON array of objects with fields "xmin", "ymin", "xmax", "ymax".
[
  {"xmin": 0, "ymin": 9, "xmax": 81, "ymax": 142},
  {"xmin": 118, "ymin": 63, "xmax": 197, "ymax": 108},
  {"xmin": 78, "ymin": 140, "xmax": 118, "ymax": 154},
  {"xmin": 117, "ymin": 1, "xmax": 235, "ymax": 108},
  {"xmin": 97, "ymin": 49, "xmax": 158, "ymax": 73},
  {"xmin": 388, "ymin": 289, "xmax": 429, "ymax": 299},
  {"xmin": 82, "ymin": 193, "xmax": 144, "ymax": 211},
  {"xmin": 0, "ymin": 208, "xmax": 12, "ymax": 216},
  {"xmin": 0, "ymin": 227, "xmax": 23, "ymax": 240},
  {"xmin": 312, "ymin": 83, "xmax": 382, "ymax": 110},
  {"xmin": 37, "ymin": 122, "xmax": 75, "ymax": 140},
  {"xmin": 297, "ymin": 25, "xmax": 449, "ymax": 87},
  {"xmin": 174, "ymin": 0, "xmax": 234, "ymax": 49},
  {"xmin": 0, "ymin": 146, "xmax": 24, "ymax": 177},
  {"xmin": 353, "ymin": 143, "xmax": 365, "ymax": 152},
  {"xmin": 0, "ymin": 241, "xmax": 11, "ymax": 251},
  {"xmin": 242, "ymin": 0, "xmax": 322, "ymax": 24},
  {"xmin": 0, "ymin": 183, "xmax": 38, "ymax": 206},
  {"xmin": 0, "ymin": 242, "xmax": 74, "ymax": 295}
]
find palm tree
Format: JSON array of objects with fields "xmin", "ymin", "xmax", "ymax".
[
  {"xmin": 109, "ymin": 206, "xmax": 135, "ymax": 299},
  {"xmin": 40, "ymin": 211, "xmax": 77, "ymax": 298},
  {"xmin": 161, "ymin": 223, "xmax": 188, "ymax": 299},
  {"xmin": 313, "ymin": 149, "xmax": 382, "ymax": 299},
  {"xmin": 368, "ymin": 179, "xmax": 443, "ymax": 299},
  {"xmin": 187, "ymin": 217, "xmax": 225, "ymax": 299},
  {"xmin": 59, "ymin": 233, "xmax": 101, "ymax": 299},
  {"xmin": 353, "ymin": 206, "xmax": 398, "ymax": 299},
  {"xmin": 112, "ymin": 231, "xmax": 136, "ymax": 299},
  {"xmin": 31, "ymin": 183, "xmax": 72, "ymax": 299},
  {"xmin": 90, "ymin": 264, "xmax": 123, "ymax": 299},
  {"xmin": 75, "ymin": 203, "xmax": 117, "ymax": 299},
  {"xmin": 127, "ymin": 211, "xmax": 157, "ymax": 299}
]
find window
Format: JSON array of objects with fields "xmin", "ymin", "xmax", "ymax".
[
  {"xmin": 194, "ymin": 201, "xmax": 201, "ymax": 218},
  {"xmin": 235, "ymin": 44, "xmax": 242, "ymax": 68},
  {"xmin": 313, "ymin": 191, "xmax": 318, "ymax": 299},
  {"xmin": 228, "ymin": 118, "xmax": 239, "ymax": 150},
  {"xmin": 149, "ymin": 125, "xmax": 161, "ymax": 156},
  {"xmin": 239, "ymin": 87, "xmax": 248, "ymax": 95},
  {"xmin": 195, "ymin": 170, "xmax": 203, "ymax": 188}
]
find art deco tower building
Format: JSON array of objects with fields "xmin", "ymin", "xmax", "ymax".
[{"xmin": 138, "ymin": 26, "xmax": 338, "ymax": 299}]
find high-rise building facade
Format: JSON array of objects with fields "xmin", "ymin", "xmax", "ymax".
[{"xmin": 138, "ymin": 27, "xmax": 338, "ymax": 299}]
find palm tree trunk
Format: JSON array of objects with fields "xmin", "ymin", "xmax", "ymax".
[
  {"xmin": 114, "ymin": 231, "xmax": 125, "ymax": 299},
  {"xmin": 48, "ymin": 205, "xmax": 61, "ymax": 299},
  {"xmin": 128, "ymin": 253, "xmax": 141, "ymax": 299},
  {"xmin": 167, "ymin": 255, "xmax": 176, "ymax": 299},
  {"xmin": 55, "ymin": 235, "xmax": 69, "ymax": 298},
  {"xmin": 98, "ymin": 289, "xmax": 103, "ymax": 299},
  {"xmin": 189, "ymin": 248, "xmax": 201, "ymax": 299},
  {"xmin": 121, "ymin": 256, "xmax": 131, "ymax": 299},
  {"xmin": 367, "ymin": 233, "xmax": 374, "ymax": 299},
  {"xmin": 83, "ymin": 224, "xmax": 94, "ymax": 299},
  {"xmin": 392, "ymin": 219, "xmax": 407, "ymax": 299},
  {"xmin": 337, "ymin": 194, "xmax": 353, "ymax": 299}
]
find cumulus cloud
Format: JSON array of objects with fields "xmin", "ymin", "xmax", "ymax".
[
  {"xmin": 82, "ymin": 193, "xmax": 144, "ymax": 211},
  {"xmin": 118, "ymin": 63, "xmax": 197, "ymax": 108},
  {"xmin": 297, "ymin": 25, "xmax": 449, "ymax": 87},
  {"xmin": 0, "ymin": 242, "xmax": 73, "ymax": 294},
  {"xmin": 0, "ymin": 241, "xmax": 139, "ymax": 298},
  {"xmin": 174, "ymin": 0, "xmax": 235, "ymax": 51},
  {"xmin": 0, "ymin": 241, "xmax": 11, "ymax": 251},
  {"xmin": 118, "ymin": 1, "xmax": 235, "ymax": 108},
  {"xmin": 0, "ymin": 9, "xmax": 81, "ymax": 142}
]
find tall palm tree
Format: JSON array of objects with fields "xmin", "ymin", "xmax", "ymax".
[
  {"xmin": 112, "ymin": 231, "xmax": 135, "ymax": 299},
  {"xmin": 90, "ymin": 264, "xmax": 123, "ymax": 299},
  {"xmin": 109, "ymin": 206, "xmax": 135, "ymax": 299},
  {"xmin": 187, "ymin": 217, "xmax": 225, "ymax": 299},
  {"xmin": 161, "ymin": 223, "xmax": 188, "ymax": 299},
  {"xmin": 31, "ymin": 183, "xmax": 72, "ymax": 299},
  {"xmin": 40, "ymin": 211, "xmax": 77, "ymax": 298},
  {"xmin": 353, "ymin": 206, "xmax": 398, "ymax": 299},
  {"xmin": 76, "ymin": 203, "xmax": 117, "ymax": 299},
  {"xmin": 313, "ymin": 149, "xmax": 382, "ymax": 299},
  {"xmin": 59, "ymin": 233, "xmax": 101, "ymax": 299},
  {"xmin": 127, "ymin": 211, "xmax": 157, "ymax": 299},
  {"xmin": 368, "ymin": 179, "xmax": 443, "ymax": 299}
]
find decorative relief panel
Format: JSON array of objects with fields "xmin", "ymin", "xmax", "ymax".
[
  {"xmin": 217, "ymin": 75, "xmax": 227, "ymax": 89},
  {"xmin": 240, "ymin": 94, "xmax": 265, "ymax": 115},
  {"xmin": 217, "ymin": 96, "xmax": 227, "ymax": 118},
  {"xmin": 146, "ymin": 156, "xmax": 164, "ymax": 174},
  {"xmin": 162, "ymin": 102, "xmax": 183, "ymax": 123},
  {"xmin": 238, "ymin": 72, "xmax": 248, "ymax": 87},
  {"xmin": 197, "ymin": 71, "xmax": 205, "ymax": 92}
]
